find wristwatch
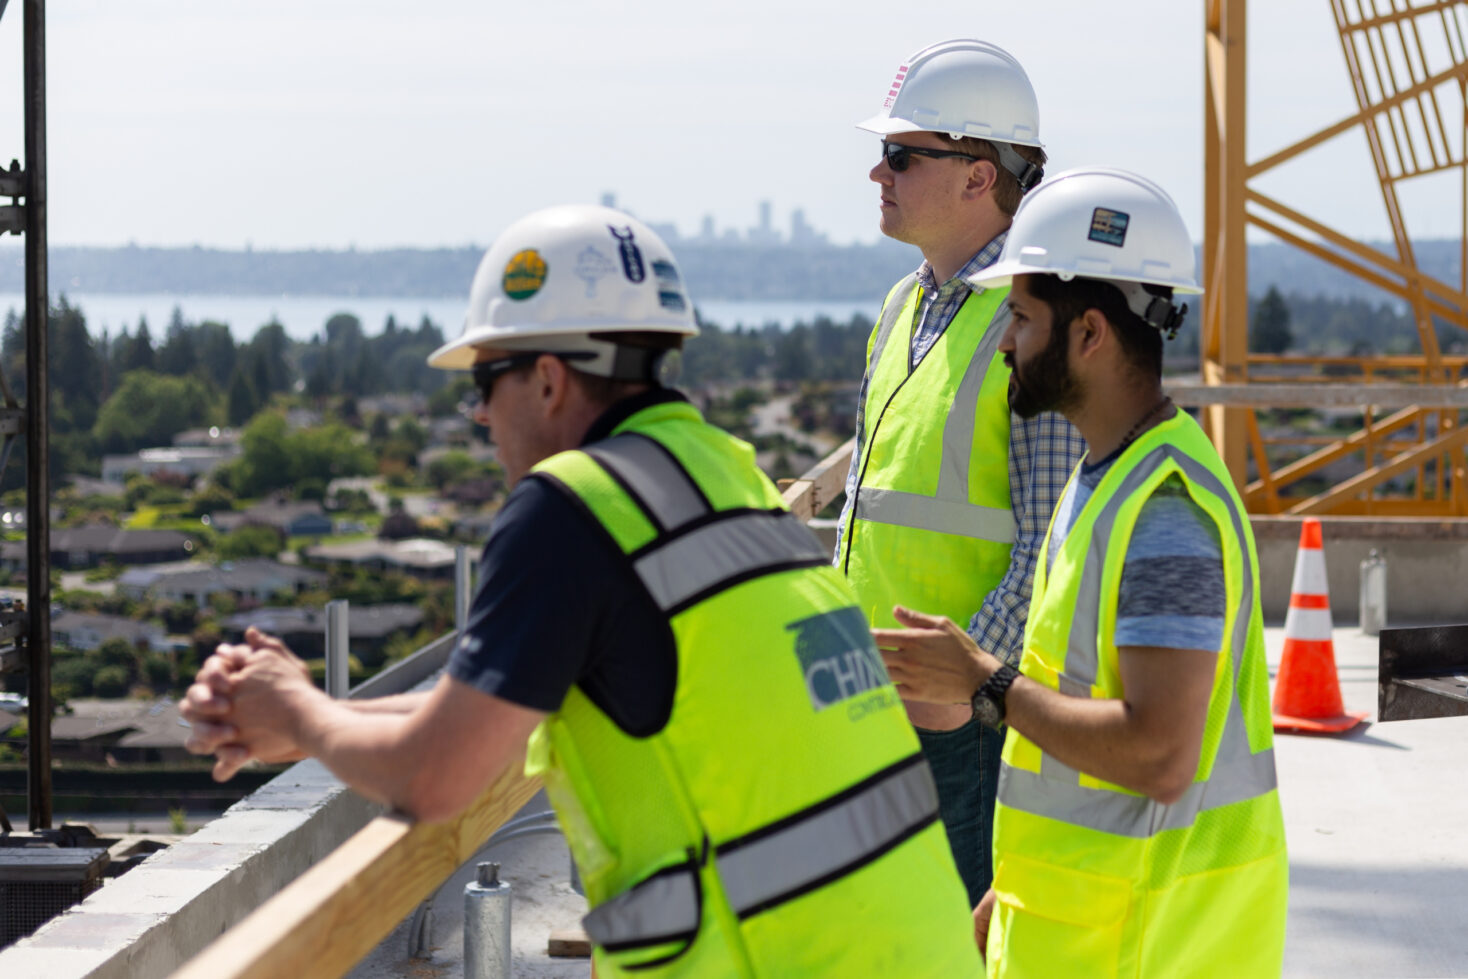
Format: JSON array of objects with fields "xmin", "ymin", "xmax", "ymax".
[{"xmin": 971, "ymin": 663, "xmax": 1019, "ymax": 730}]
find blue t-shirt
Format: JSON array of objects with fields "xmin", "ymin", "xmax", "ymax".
[
  {"xmin": 445, "ymin": 389, "xmax": 684, "ymax": 736},
  {"xmin": 1047, "ymin": 449, "xmax": 1226, "ymax": 653}
]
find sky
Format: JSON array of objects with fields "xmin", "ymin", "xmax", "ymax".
[{"xmin": 0, "ymin": 0, "xmax": 1457, "ymax": 251}]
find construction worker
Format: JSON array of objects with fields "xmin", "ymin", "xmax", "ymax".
[
  {"xmin": 875, "ymin": 168, "xmax": 1289, "ymax": 975},
  {"xmin": 182, "ymin": 205, "xmax": 983, "ymax": 977},
  {"xmin": 838, "ymin": 38, "xmax": 1087, "ymax": 905}
]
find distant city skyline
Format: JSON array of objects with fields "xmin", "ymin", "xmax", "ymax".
[{"xmin": 598, "ymin": 191, "xmax": 830, "ymax": 248}]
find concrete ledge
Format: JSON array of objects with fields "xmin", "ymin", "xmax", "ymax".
[
  {"xmin": 1251, "ymin": 517, "xmax": 1468, "ymax": 624},
  {"xmin": 0, "ymin": 759, "xmax": 381, "ymax": 978}
]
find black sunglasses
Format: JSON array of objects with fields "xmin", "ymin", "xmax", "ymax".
[
  {"xmin": 881, "ymin": 140, "xmax": 979, "ymax": 172},
  {"xmin": 471, "ymin": 351, "xmax": 594, "ymax": 404}
]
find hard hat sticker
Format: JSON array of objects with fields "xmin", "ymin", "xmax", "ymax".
[
  {"xmin": 884, "ymin": 64, "xmax": 909, "ymax": 109},
  {"xmin": 574, "ymin": 246, "xmax": 617, "ymax": 298},
  {"xmin": 658, "ymin": 289, "xmax": 687, "ymax": 312},
  {"xmin": 1088, "ymin": 208, "xmax": 1130, "ymax": 248},
  {"xmin": 608, "ymin": 226, "xmax": 646, "ymax": 283},
  {"xmin": 503, "ymin": 249, "xmax": 548, "ymax": 301},
  {"xmin": 652, "ymin": 258, "xmax": 680, "ymax": 286}
]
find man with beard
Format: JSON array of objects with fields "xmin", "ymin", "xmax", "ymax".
[
  {"xmin": 873, "ymin": 168, "xmax": 1288, "ymax": 974},
  {"xmin": 837, "ymin": 38, "xmax": 1086, "ymax": 907}
]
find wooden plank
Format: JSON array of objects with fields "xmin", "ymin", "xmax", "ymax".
[
  {"xmin": 548, "ymin": 926, "xmax": 593, "ymax": 958},
  {"xmin": 781, "ymin": 437, "xmax": 855, "ymax": 521},
  {"xmin": 1167, "ymin": 382, "xmax": 1468, "ymax": 408},
  {"xmin": 1287, "ymin": 426, "xmax": 1468, "ymax": 515},
  {"xmin": 171, "ymin": 766, "xmax": 543, "ymax": 979}
]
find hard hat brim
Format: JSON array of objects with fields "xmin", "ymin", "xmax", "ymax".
[
  {"xmin": 855, "ymin": 113, "xmax": 1045, "ymax": 148},
  {"xmin": 966, "ymin": 258, "xmax": 1205, "ymax": 295},
  {"xmin": 427, "ymin": 319, "xmax": 700, "ymax": 371}
]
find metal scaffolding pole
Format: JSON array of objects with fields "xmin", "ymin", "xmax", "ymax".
[{"xmin": 22, "ymin": 0, "xmax": 51, "ymax": 831}]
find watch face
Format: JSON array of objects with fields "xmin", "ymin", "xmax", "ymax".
[{"xmin": 972, "ymin": 693, "xmax": 1003, "ymax": 729}]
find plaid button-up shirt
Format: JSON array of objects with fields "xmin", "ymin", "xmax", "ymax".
[{"xmin": 837, "ymin": 234, "xmax": 1086, "ymax": 666}]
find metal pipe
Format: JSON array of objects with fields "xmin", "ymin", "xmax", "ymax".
[
  {"xmin": 325, "ymin": 600, "xmax": 349, "ymax": 698},
  {"xmin": 455, "ymin": 544, "xmax": 473, "ymax": 635},
  {"xmin": 464, "ymin": 862, "xmax": 512, "ymax": 979},
  {"xmin": 23, "ymin": 0, "xmax": 50, "ymax": 832}
]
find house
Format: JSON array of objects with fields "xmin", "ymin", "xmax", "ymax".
[
  {"xmin": 0, "ymin": 526, "xmax": 195, "ymax": 573},
  {"xmin": 48, "ymin": 699, "xmax": 195, "ymax": 764},
  {"xmin": 221, "ymin": 603, "xmax": 424, "ymax": 661},
  {"xmin": 51, "ymin": 612, "xmax": 167, "ymax": 653},
  {"xmin": 211, "ymin": 499, "xmax": 334, "ymax": 538},
  {"xmin": 117, "ymin": 559, "xmax": 327, "ymax": 606},
  {"xmin": 173, "ymin": 426, "xmax": 241, "ymax": 450},
  {"xmin": 100, "ymin": 446, "xmax": 238, "ymax": 485},
  {"xmin": 304, "ymin": 537, "xmax": 459, "ymax": 580}
]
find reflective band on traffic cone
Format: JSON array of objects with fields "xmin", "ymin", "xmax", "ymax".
[{"xmin": 1272, "ymin": 518, "xmax": 1369, "ymax": 734}]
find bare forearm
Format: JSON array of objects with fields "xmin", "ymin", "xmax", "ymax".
[
  {"xmin": 288, "ymin": 692, "xmax": 434, "ymax": 811},
  {"xmin": 344, "ymin": 691, "xmax": 431, "ymax": 715},
  {"xmin": 1004, "ymin": 679, "xmax": 1184, "ymax": 798}
]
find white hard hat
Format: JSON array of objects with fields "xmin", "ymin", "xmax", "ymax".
[
  {"xmin": 968, "ymin": 167, "xmax": 1201, "ymax": 334},
  {"xmin": 427, "ymin": 204, "xmax": 698, "ymax": 373},
  {"xmin": 857, "ymin": 39, "xmax": 1044, "ymax": 191}
]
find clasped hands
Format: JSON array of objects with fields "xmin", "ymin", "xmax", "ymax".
[
  {"xmin": 180, "ymin": 626, "xmax": 320, "ymax": 781},
  {"xmin": 872, "ymin": 605, "xmax": 1001, "ymax": 705}
]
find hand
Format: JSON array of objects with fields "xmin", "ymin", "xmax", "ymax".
[
  {"xmin": 973, "ymin": 887, "xmax": 997, "ymax": 959},
  {"xmin": 872, "ymin": 606, "xmax": 995, "ymax": 705},
  {"xmin": 181, "ymin": 628, "xmax": 315, "ymax": 781}
]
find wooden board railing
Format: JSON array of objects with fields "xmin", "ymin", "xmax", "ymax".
[
  {"xmin": 780, "ymin": 437, "xmax": 855, "ymax": 520},
  {"xmin": 170, "ymin": 765, "xmax": 543, "ymax": 979}
]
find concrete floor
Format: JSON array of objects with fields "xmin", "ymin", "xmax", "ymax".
[
  {"xmin": 349, "ymin": 625, "xmax": 1468, "ymax": 978},
  {"xmin": 1273, "ymin": 625, "xmax": 1468, "ymax": 978}
]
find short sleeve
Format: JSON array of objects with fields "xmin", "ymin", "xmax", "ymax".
[
  {"xmin": 446, "ymin": 474, "xmax": 677, "ymax": 732},
  {"xmin": 1113, "ymin": 476, "xmax": 1227, "ymax": 653}
]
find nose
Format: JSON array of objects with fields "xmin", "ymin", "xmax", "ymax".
[
  {"xmin": 470, "ymin": 399, "xmax": 491, "ymax": 427},
  {"xmin": 998, "ymin": 316, "xmax": 1018, "ymax": 354},
  {"xmin": 870, "ymin": 155, "xmax": 894, "ymax": 185}
]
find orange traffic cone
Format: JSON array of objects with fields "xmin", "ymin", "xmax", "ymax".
[{"xmin": 1272, "ymin": 518, "xmax": 1368, "ymax": 734}]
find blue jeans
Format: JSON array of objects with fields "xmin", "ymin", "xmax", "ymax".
[{"xmin": 917, "ymin": 717, "xmax": 1004, "ymax": 908}]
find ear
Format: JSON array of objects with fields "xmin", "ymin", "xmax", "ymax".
[
  {"xmin": 1074, "ymin": 308, "xmax": 1110, "ymax": 361},
  {"xmin": 964, "ymin": 158, "xmax": 999, "ymax": 201},
  {"xmin": 534, "ymin": 355, "xmax": 572, "ymax": 417}
]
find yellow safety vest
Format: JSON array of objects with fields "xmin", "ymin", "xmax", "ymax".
[
  {"xmin": 839, "ymin": 276, "xmax": 1016, "ymax": 629},
  {"xmin": 989, "ymin": 412, "xmax": 1288, "ymax": 977},
  {"xmin": 525, "ymin": 399, "xmax": 982, "ymax": 978}
]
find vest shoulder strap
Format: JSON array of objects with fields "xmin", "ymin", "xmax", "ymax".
[{"xmin": 867, "ymin": 273, "xmax": 919, "ymax": 377}]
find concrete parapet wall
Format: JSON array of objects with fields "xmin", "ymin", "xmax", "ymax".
[
  {"xmin": 1250, "ymin": 517, "xmax": 1467, "ymax": 625},
  {"xmin": 815, "ymin": 515, "xmax": 1467, "ymax": 627},
  {"xmin": 0, "ymin": 760, "xmax": 381, "ymax": 978}
]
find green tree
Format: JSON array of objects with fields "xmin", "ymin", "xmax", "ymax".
[
  {"xmin": 93, "ymin": 665, "xmax": 131, "ymax": 699},
  {"xmin": 226, "ymin": 367, "xmax": 259, "ymax": 426},
  {"xmin": 92, "ymin": 371, "xmax": 220, "ymax": 454},
  {"xmin": 127, "ymin": 317, "xmax": 157, "ymax": 372},
  {"xmin": 195, "ymin": 321, "xmax": 238, "ymax": 387},
  {"xmin": 1250, "ymin": 287, "xmax": 1293, "ymax": 354},
  {"xmin": 218, "ymin": 524, "xmax": 284, "ymax": 560}
]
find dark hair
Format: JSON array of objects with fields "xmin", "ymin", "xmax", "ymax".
[
  {"xmin": 937, "ymin": 135, "xmax": 1047, "ymax": 216},
  {"xmin": 1024, "ymin": 274, "xmax": 1166, "ymax": 379}
]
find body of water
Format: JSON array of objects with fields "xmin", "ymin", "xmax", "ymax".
[{"xmin": 0, "ymin": 293, "xmax": 882, "ymax": 343}]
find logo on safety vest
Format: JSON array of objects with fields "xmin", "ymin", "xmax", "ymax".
[{"xmin": 788, "ymin": 607, "xmax": 891, "ymax": 712}]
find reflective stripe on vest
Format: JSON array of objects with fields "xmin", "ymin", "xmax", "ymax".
[
  {"xmin": 589, "ymin": 433, "xmax": 830, "ymax": 615},
  {"xmin": 1000, "ymin": 443, "xmax": 1276, "ymax": 836},
  {"xmin": 852, "ymin": 285, "xmax": 1016, "ymax": 545},
  {"xmin": 581, "ymin": 755, "xmax": 939, "ymax": 947}
]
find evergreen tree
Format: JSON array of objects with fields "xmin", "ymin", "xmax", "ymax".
[
  {"xmin": 1250, "ymin": 287, "xmax": 1293, "ymax": 354},
  {"xmin": 128, "ymin": 317, "xmax": 157, "ymax": 372},
  {"xmin": 226, "ymin": 366, "xmax": 259, "ymax": 426}
]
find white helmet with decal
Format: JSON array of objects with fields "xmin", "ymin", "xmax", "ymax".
[
  {"xmin": 967, "ymin": 167, "xmax": 1202, "ymax": 335},
  {"xmin": 427, "ymin": 204, "xmax": 698, "ymax": 375},
  {"xmin": 857, "ymin": 38, "xmax": 1044, "ymax": 191}
]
